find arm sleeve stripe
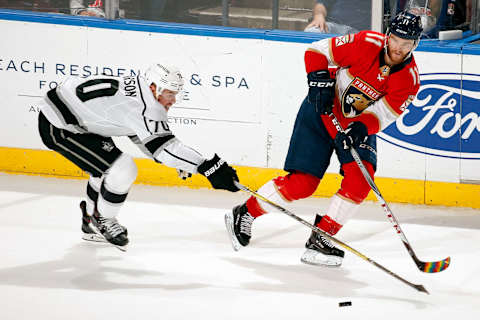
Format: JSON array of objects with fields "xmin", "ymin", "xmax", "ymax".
[
  {"xmin": 328, "ymin": 38, "xmax": 339, "ymax": 66},
  {"xmin": 137, "ymin": 75, "xmax": 147, "ymax": 116},
  {"xmin": 128, "ymin": 135, "xmax": 141, "ymax": 144},
  {"xmin": 144, "ymin": 134, "xmax": 175, "ymax": 155},
  {"xmin": 164, "ymin": 149, "xmax": 199, "ymax": 166},
  {"xmin": 46, "ymin": 88, "xmax": 80, "ymax": 126}
]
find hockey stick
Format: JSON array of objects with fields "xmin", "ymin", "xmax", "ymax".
[
  {"xmin": 329, "ymin": 113, "xmax": 451, "ymax": 273},
  {"xmin": 234, "ymin": 181, "xmax": 428, "ymax": 294}
]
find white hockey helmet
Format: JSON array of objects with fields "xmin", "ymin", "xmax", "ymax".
[{"xmin": 143, "ymin": 63, "xmax": 184, "ymax": 98}]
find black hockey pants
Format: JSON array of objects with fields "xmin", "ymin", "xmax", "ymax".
[{"xmin": 38, "ymin": 112, "xmax": 122, "ymax": 178}]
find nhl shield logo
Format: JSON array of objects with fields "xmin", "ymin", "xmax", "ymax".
[{"xmin": 379, "ymin": 65, "xmax": 390, "ymax": 77}]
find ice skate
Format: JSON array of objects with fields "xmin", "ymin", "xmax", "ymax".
[
  {"xmin": 80, "ymin": 201, "xmax": 106, "ymax": 243},
  {"xmin": 88, "ymin": 206, "xmax": 129, "ymax": 251},
  {"xmin": 225, "ymin": 203, "xmax": 255, "ymax": 251},
  {"xmin": 301, "ymin": 215, "xmax": 344, "ymax": 267}
]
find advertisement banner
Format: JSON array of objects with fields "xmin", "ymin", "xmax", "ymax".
[
  {"xmin": 0, "ymin": 19, "xmax": 266, "ymax": 166},
  {"xmin": 0, "ymin": 16, "xmax": 479, "ymax": 185}
]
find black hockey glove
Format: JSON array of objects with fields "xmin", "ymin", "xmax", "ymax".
[
  {"xmin": 334, "ymin": 121, "xmax": 368, "ymax": 150},
  {"xmin": 197, "ymin": 154, "xmax": 240, "ymax": 192},
  {"xmin": 307, "ymin": 70, "xmax": 336, "ymax": 115}
]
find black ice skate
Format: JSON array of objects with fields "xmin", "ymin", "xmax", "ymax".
[
  {"xmin": 88, "ymin": 206, "xmax": 129, "ymax": 251},
  {"xmin": 80, "ymin": 201, "xmax": 106, "ymax": 243},
  {"xmin": 225, "ymin": 203, "xmax": 255, "ymax": 251},
  {"xmin": 300, "ymin": 215, "xmax": 344, "ymax": 267}
]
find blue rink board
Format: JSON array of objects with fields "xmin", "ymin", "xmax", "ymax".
[{"xmin": 1, "ymin": 8, "xmax": 479, "ymax": 54}]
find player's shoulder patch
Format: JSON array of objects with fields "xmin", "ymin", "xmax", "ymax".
[{"xmin": 335, "ymin": 34, "xmax": 355, "ymax": 47}]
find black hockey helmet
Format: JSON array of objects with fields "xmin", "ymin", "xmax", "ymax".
[{"xmin": 388, "ymin": 11, "xmax": 423, "ymax": 40}]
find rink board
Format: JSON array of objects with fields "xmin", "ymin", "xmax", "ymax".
[
  {"xmin": 0, "ymin": 10, "xmax": 479, "ymax": 208},
  {"xmin": 1, "ymin": 146, "xmax": 478, "ymax": 208}
]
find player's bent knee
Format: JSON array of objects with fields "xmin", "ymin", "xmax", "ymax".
[
  {"xmin": 339, "ymin": 161, "xmax": 374, "ymax": 204},
  {"xmin": 104, "ymin": 154, "xmax": 138, "ymax": 193},
  {"xmin": 273, "ymin": 172, "xmax": 320, "ymax": 201}
]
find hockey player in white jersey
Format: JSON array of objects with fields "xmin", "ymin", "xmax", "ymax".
[{"xmin": 38, "ymin": 63, "xmax": 240, "ymax": 251}]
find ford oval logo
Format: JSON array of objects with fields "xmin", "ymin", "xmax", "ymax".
[{"xmin": 378, "ymin": 73, "xmax": 480, "ymax": 159}]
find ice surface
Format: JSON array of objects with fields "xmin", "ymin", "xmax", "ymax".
[{"xmin": 1, "ymin": 173, "xmax": 479, "ymax": 319}]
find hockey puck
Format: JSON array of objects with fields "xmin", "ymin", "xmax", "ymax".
[{"xmin": 339, "ymin": 301, "xmax": 352, "ymax": 307}]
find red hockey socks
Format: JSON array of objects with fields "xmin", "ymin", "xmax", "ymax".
[
  {"xmin": 338, "ymin": 161, "xmax": 374, "ymax": 204},
  {"xmin": 245, "ymin": 172, "xmax": 320, "ymax": 218},
  {"xmin": 320, "ymin": 161, "xmax": 375, "ymax": 232}
]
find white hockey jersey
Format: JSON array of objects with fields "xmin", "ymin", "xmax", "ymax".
[{"xmin": 39, "ymin": 74, "xmax": 205, "ymax": 173}]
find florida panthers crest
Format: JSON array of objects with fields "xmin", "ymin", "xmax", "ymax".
[{"xmin": 341, "ymin": 77, "xmax": 381, "ymax": 118}]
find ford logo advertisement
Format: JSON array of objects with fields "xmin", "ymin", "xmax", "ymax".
[{"xmin": 378, "ymin": 73, "xmax": 480, "ymax": 159}]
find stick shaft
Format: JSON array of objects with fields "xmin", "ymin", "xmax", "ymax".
[
  {"xmin": 235, "ymin": 181, "xmax": 428, "ymax": 294},
  {"xmin": 329, "ymin": 114, "xmax": 450, "ymax": 272}
]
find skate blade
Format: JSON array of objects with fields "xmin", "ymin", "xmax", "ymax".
[
  {"xmin": 224, "ymin": 211, "xmax": 241, "ymax": 252},
  {"xmin": 88, "ymin": 222, "xmax": 128, "ymax": 252},
  {"xmin": 82, "ymin": 233, "xmax": 107, "ymax": 243},
  {"xmin": 300, "ymin": 249, "xmax": 342, "ymax": 268}
]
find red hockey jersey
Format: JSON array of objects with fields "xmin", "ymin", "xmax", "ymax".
[{"xmin": 305, "ymin": 31, "xmax": 420, "ymax": 137}]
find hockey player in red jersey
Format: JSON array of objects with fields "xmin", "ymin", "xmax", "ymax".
[{"xmin": 225, "ymin": 11, "xmax": 423, "ymax": 267}]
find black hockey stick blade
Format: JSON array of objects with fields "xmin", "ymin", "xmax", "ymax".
[{"xmin": 414, "ymin": 284, "xmax": 429, "ymax": 295}]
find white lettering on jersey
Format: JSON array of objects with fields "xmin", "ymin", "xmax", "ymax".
[
  {"xmin": 364, "ymin": 33, "xmax": 384, "ymax": 47},
  {"xmin": 352, "ymin": 78, "xmax": 381, "ymax": 100},
  {"xmin": 145, "ymin": 119, "xmax": 170, "ymax": 135},
  {"xmin": 409, "ymin": 67, "xmax": 420, "ymax": 86},
  {"xmin": 123, "ymin": 76, "xmax": 137, "ymax": 97},
  {"xmin": 366, "ymin": 32, "xmax": 385, "ymax": 40},
  {"xmin": 364, "ymin": 37, "xmax": 383, "ymax": 47}
]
